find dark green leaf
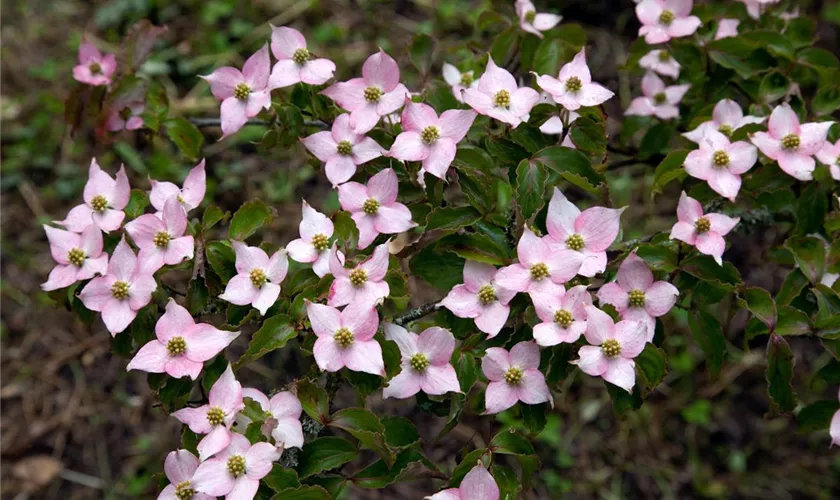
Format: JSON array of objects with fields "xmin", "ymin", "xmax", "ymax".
[
  {"xmin": 515, "ymin": 159, "xmax": 548, "ymax": 219},
  {"xmin": 409, "ymin": 246, "xmax": 465, "ymax": 290},
  {"xmin": 797, "ymin": 400, "xmax": 840, "ymax": 432},
  {"xmin": 426, "ymin": 206, "xmax": 483, "ymax": 231},
  {"xmin": 687, "ymin": 310, "xmax": 727, "ymax": 378},
  {"xmin": 165, "ymin": 117, "xmax": 204, "ymax": 161},
  {"xmin": 639, "ymin": 123, "xmax": 674, "ymax": 159},
  {"xmin": 264, "ymin": 465, "xmax": 301, "ymax": 491},
  {"xmin": 297, "ymin": 437, "xmax": 357, "ymax": 478},
  {"xmin": 329, "ymin": 408, "xmax": 393, "ymax": 467},
  {"xmin": 236, "ymin": 315, "xmax": 297, "ymax": 367},
  {"xmin": 651, "ymin": 150, "xmax": 688, "ymax": 195},
  {"xmin": 490, "ymin": 27, "xmax": 520, "ymax": 67},
  {"xmin": 636, "ymin": 344, "xmax": 668, "ymax": 389},
  {"xmin": 490, "ymin": 429, "xmax": 535, "ymax": 455},
  {"xmin": 382, "ymin": 416, "xmax": 420, "ymax": 448},
  {"xmin": 775, "ymin": 305, "xmax": 811, "ymax": 336},
  {"xmin": 205, "ymin": 240, "xmax": 237, "ymax": 282},
  {"xmin": 795, "ymin": 183, "xmax": 828, "ymax": 235},
  {"xmin": 409, "ymin": 34, "xmax": 435, "ymax": 75},
  {"xmin": 569, "ymin": 116, "xmax": 607, "ymax": 156},
  {"xmin": 737, "ymin": 287, "xmax": 777, "ymax": 328},
  {"xmin": 229, "ymin": 199, "xmax": 274, "ymax": 241},
  {"xmin": 296, "ymin": 379, "xmax": 329, "ymax": 423},
  {"xmin": 125, "ymin": 189, "xmax": 149, "ymax": 219},
  {"xmin": 681, "ymin": 255, "xmax": 743, "ymax": 290},
  {"xmin": 531, "ymin": 145, "xmax": 604, "ymax": 194},
  {"xmin": 766, "ymin": 335, "xmax": 798, "ymax": 414},
  {"xmin": 270, "ymin": 486, "xmax": 331, "ymax": 500},
  {"xmin": 784, "ymin": 236, "xmax": 826, "ymax": 283},
  {"xmin": 203, "ymin": 205, "xmax": 229, "ymax": 231}
]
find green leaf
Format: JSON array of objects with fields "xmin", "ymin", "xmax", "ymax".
[
  {"xmin": 509, "ymin": 124, "xmax": 552, "ymax": 154},
  {"xmin": 353, "ymin": 449, "xmax": 434, "ymax": 489},
  {"xmin": 297, "ymin": 437, "xmax": 357, "ymax": 478},
  {"xmin": 777, "ymin": 268, "xmax": 809, "ymax": 305},
  {"xmin": 741, "ymin": 31, "xmax": 794, "ymax": 59},
  {"xmin": 490, "ymin": 27, "xmax": 520, "ymax": 66},
  {"xmin": 813, "ymin": 285, "xmax": 840, "ymax": 338},
  {"xmin": 636, "ymin": 344, "xmax": 668, "ymax": 389},
  {"xmin": 532, "ymin": 36, "xmax": 567, "ymax": 76},
  {"xmin": 797, "ymin": 400, "xmax": 840, "ymax": 432},
  {"xmin": 639, "ymin": 123, "xmax": 674, "ymax": 159},
  {"xmin": 205, "ymin": 240, "xmax": 237, "ymax": 282},
  {"xmin": 634, "ymin": 243, "xmax": 679, "ymax": 272},
  {"xmin": 766, "ymin": 335, "xmax": 798, "ymax": 414},
  {"xmin": 569, "ymin": 116, "xmax": 607, "ymax": 156},
  {"xmin": 202, "ymin": 205, "xmax": 229, "ymax": 231},
  {"xmin": 236, "ymin": 315, "xmax": 297, "ymax": 367},
  {"xmin": 382, "ymin": 416, "xmax": 420, "ymax": 448},
  {"xmin": 737, "ymin": 287, "xmax": 777, "ymax": 328},
  {"xmin": 426, "ymin": 206, "xmax": 483, "ymax": 231},
  {"xmin": 775, "ymin": 305, "xmax": 811, "ymax": 336},
  {"xmin": 409, "ymin": 33, "xmax": 435, "ymax": 75},
  {"xmin": 797, "ymin": 47, "xmax": 840, "ymax": 71},
  {"xmin": 264, "ymin": 465, "xmax": 301, "ymax": 491},
  {"xmin": 165, "ymin": 117, "xmax": 204, "ymax": 161},
  {"xmin": 813, "ymin": 85, "xmax": 840, "ymax": 116},
  {"xmin": 680, "ymin": 255, "xmax": 743, "ymax": 290},
  {"xmin": 651, "ymin": 150, "xmax": 689, "ymax": 195},
  {"xmin": 490, "ymin": 429, "xmax": 535, "ymax": 455},
  {"xmin": 531, "ymin": 146, "xmax": 604, "ymax": 194},
  {"xmin": 795, "ymin": 183, "xmax": 828, "ymax": 235},
  {"xmin": 409, "ymin": 246, "xmax": 465, "ymax": 290},
  {"xmin": 814, "ymin": 359, "xmax": 840, "ymax": 385},
  {"xmin": 687, "ymin": 310, "xmax": 727, "ymax": 378},
  {"xmin": 759, "ymin": 71, "xmax": 790, "ymax": 103},
  {"xmin": 296, "ymin": 379, "xmax": 329, "ymax": 423},
  {"xmin": 437, "ymin": 232, "xmax": 511, "ymax": 266},
  {"xmin": 515, "ymin": 159, "xmax": 548, "ymax": 219},
  {"xmin": 329, "ymin": 408, "xmax": 394, "ymax": 467},
  {"xmin": 270, "ymin": 486, "xmax": 331, "ymax": 500},
  {"xmin": 521, "ymin": 403, "xmax": 548, "ymax": 435},
  {"xmin": 124, "ymin": 189, "xmax": 150, "ymax": 219},
  {"xmin": 784, "ymin": 236, "xmax": 826, "ymax": 283},
  {"xmin": 229, "ymin": 199, "xmax": 274, "ymax": 241}
]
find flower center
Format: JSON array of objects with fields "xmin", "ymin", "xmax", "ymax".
[
  {"xmin": 363, "ymin": 198, "xmax": 380, "ymax": 215},
  {"xmin": 226, "ymin": 455, "xmax": 246, "ymax": 477},
  {"xmin": 206, "ymin": 406, "xmax": 225, "ymax": 426},
  {"xmin": 602, "ymin": 338, "xmax": 621, "ymax": 358},
  {"xmin": 712, "ymin": 150, "xmax": 730, "ymax": 168},
  {"xmin": 89, "ymin": 62, "xmax": 102, "ymax": 74},
  {"xmin": 421, "ymin": 126, "xmax": 440, "ymax": 145},
  {"xmin": 628, "ymin": 289, "xmax": 646, "ymax": 308},
  {"xmin": 91, "ymin": 195, "xmax": 108, "ymax": 212},
  {"xmin": 530, "ymin": 262, "xmax": 550, "ymax": 281},
  {"xmin": 524, "ymin": 10, "xmax": 537, "ymax": 23},
  {"xmin": 718, "ymin": 124, "xmax": 733, "ymax": 137},
  {"xmin": 477, "ymin": 284, "xmax": 497, "ymax": 304},
  {"xmin": 334, "ymin": 327, "xmax": 354, "ymax": 348},
  {"xmin": 493, "ymin": 89, "xmax": 511, "ymax": 108},
  {"xmin": 659, "ymin": 10, "xmax": 675, "ymax": 25},
  {"xmin": 233, "ymin": 82, "xmax": 251, "ymax": 101},
  {"xmin": 554, "ymin": 309, "xmax": 573, "ymax": 328},
  {"xmin": 177, "ymin": 194, "xmax": 185, "ymax": 204},
  {"xmin": 653, "ymin": 92, "xmax": 667, "ymax": 105},
  {"xmin": 460, "ymin": 72, "xmax": 474, "ymax": 86},
  {"xmin": 363, "ymin": 86, "xmax": 382, "ymax": 103},
  {"xmin": 119, "ymin": 106, "xmax": 133, "ymax": 120},
  {"xmin": 336, "ymin": 140, "xmax": 353, "ymax": 156},
  {"xmin": 504, "ymin": 367, "xmax": 523, "ymax": 385},
  {"xmin": 111, "ymin": 280, "xmax": 129, "ymax": 300},
  {"xmin": 292, "ymin": 48, "xmax": 311, "ymax": 65},
  {"xmin": 657, "ymin": 51, "xmax": 671, "ymax": 63},
  {"xmin": 311, "ymin": 233, "xmax": 329, "ymax": 251},
  {"xmin": 409, "ymin": 353, "xmax": 430, "ymax": 372},
  {"xmin": 166, "ymin": 336, "xmax": 187, "ymax": 356},
  {"xmin": 174, "ymin": 481, "xmax": 195, "ymax": 500},
  {"xmin": 68, "ymin": 248, "xmax": 86, "ymax": 267},
  {"xmin": 781, "ymin": 133, "xmax": 799, "ymax": 150},
  {"xmin": 566, "ymin": 233, "xmax": 585, "ymax": 251},
  {"xmin": 349, "ymin": 268, "xmax": 368, "ymax": 286},
  {"xmin": 154, "ymin": 231, "xmax": 171, "ymax": 248},
  {"xmin": 695, "ymin": 216, "xmax": 711, "ymax": 234},
  {"xmin": 565, "ymin": 76, "xmax": 583, "ymax": 93},
  {"xmin": 250, "ymin": 268, "xmax": 267, "ymax": 288}
]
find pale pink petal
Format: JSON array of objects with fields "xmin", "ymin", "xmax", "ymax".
[
  {"xmin": 341, "ymin": 303, "xmax": 379, "ymax": 340},
  {"xmin": 576, "ymin": 249, "xmax": 607, "ymax": 278},
  {"xmin": 367, "ymin": 168, "xmax": 398, "ymax": 204},
  {"xmin": 440, "ymin": 285, "xmax": 482, "ymax": 318},
  {"xmin": 509, "ymin": 87, "xmax": 540, "ymax": 120},
  {"xmin": 232, "ymin": 241, "xmax": 269, "ymax": 274},
  {"xmin": 707, "ymin": 169, "xmax": 741, "ymax": 201},
  {"xmin": 695, "ymin": 232, "xmax": 726, "ymax": 264},
  {"xmin": 664, "ymin": 84, "xmax": 690, "ymax": 105},
  {"xmin": 583, "ymin": 305, "xmax": 614, "ymax": 344},
  {"xmin": 219, "ymin": 274, "xmax": 257, "ymax": 306},
  {"xmin": 352, "ymin": 213, "xmax": 378, "ymax": 249},
  {"xmin": 427, "ymin": 488, "xmax": 461, "ymax": 500},
  {"xmin": 481, "ymin": 347, "xmax": 511, "ymax": 381},
  {"xmin": 287, "ymin": 239, "xmax": 318, "ymax": 263},
  {"xmin": 376, "ymin": 84, "xmax": 410, "ymax": 118},
  {"xmin": 149, "ymin": 181, "xmax": 180, "ymax": 212},
  {"xmin": 493, "ymin": 264, "xmax": 531, "ymax": 293},
  {"xmin": 532, "ymin": 13, "xmax": 561, "ymax": 31},
  {"xmin": 300, "ymin": 59, "xmax": 336, "ymax": 85},
  {"xmin": 242, "ymin": 388, "xmax": 270, "ymax": 411},
  {"xmin": 373, "ymin": 204, "xmax": 416, "ymax": 234},
  {"xmin": 614, "ymin": 320, "xmax": 647, "ymax": 358},
  {"xmin": 510, "ymin": 341, "xmax": 541, "ymax": 370},
  {"xmin": 252, "ymin": 282, "xmax": 281, "ymax": 315},
  {"xmin": 127, "ymin": 340, "xmax": 168, "ymax": 374},
  {"xmin": 478, "ymin": 58, "xmax": 516, "ymax": 94},
  {"xmin": 102, "ymin": 299, "xmax": 137, "ymax": 335},
  {"xmin": 186, "ymin": 324, "xmax": 239, "ymax": 362},
  {"xmin": 830, "ymin": 410, "xmax": 840, "ymax": 447},
  {"xmin": 777, "ymin": 152, "xmax": 816, "ymax": 180},
  {"xmin": 618, "ymin": 252, "xmax": 654, "ymax": 291},
  {"xmin": 220, "ymin": 98, "xmax": 249, "ymax": 138},
  {"xmin": 641, "ymin": 72, "xmax": 665, "ymax": 97},
  {"xmin": 382, "ymin": 370, "xmax": 422, "ymax": 399},
  {"xmin": 420, "ymin": 364, "xmax": 461, "ymax": 395},
  {"xmin": 462, "ymin": 88, "xmax": 494, "ymax": 116},
  {"xmin": 78, "ymin": 276, "xmax": 115, "ymax": 311},
  {"xmin": 474, "ymin": 302, "xmax": 511, "ymax": 337},
  {"xmin": 389, "ymin": 132, "xmax": 429, "ymax": 162},
  {"xmin": 713, "ymin": 99, "xmax": 743, "ymax": 126},
  {"xmin": 191, "ymin": 458, "xmax": 235, "ymax": 496},
  {"xmin": 181, "ymin": 160, "xmax": 207, "ymax": 209},
  {"xmin": 769, "ymin": 104, "xmax": 800, "ymax": 138},
  {"xmin": 578, "ymin": 83, "xmax": 614, "ymax": 107},
  {"xmin": 669, "ymin": 221, "xmax": 696, "ymax": 245},
  {"xmin": 667, "ymin": 16, "xmax": 701, "ymax": 38},
  {"xmin": 164, "ymin": 357, "xmax": 203, "ymax": 380},
  {"xmin": 727, "ymin": 141, "xmax": 758, "ymax": 174},
  {"xmin": 325, "ymin": 156, "xmax": 358, "ymax": 186},
  {"xmin": 383, "ymin": 322, "xmax": 418, "ymax": 357},
  {"xmin": 58, "ymin": 204, "xmax": 96, "ymax": 233},
  {"xmin": 109, "ymin": 166, "xmax": 130, "ymax": 209},
  {"xmin": 750, "ymin": 131, "xmax": 782, "ymax": 160},
  {"xmin": 245, "ymin": 91, "xmax": 271, "ymax": 117},
  {"xmin": 799, "ymin": 122, "xmax": 834, "ymax": 155},
  {"xmin": 202, "ymin": 67, "xmax": 244, "ymax": 101},
  {"xmin": 362, "ymin": 49, "xmax": 400, "ymax": 91},
  {"xmin": 401, "ymin": 101, "xmax": 439, "ymax": 132},
  {"xmin": 559, "ymin": 49, "xmax": 592, "ymax": 84},
  {"xmin": 343, "ymin": 339, "xmax": 385, "ymax": 376},
  {"xmin": 707, "ymin": 213, "xmax": 739, "ymax": 235},
  {"xmin": 539, "ymin": 116, "xmax": 565, "ymax": 135},
  {"xmin": 313, "ymin": 337, "xmax": 345, "ymax": 372},
  {"xmin": 597, "ymin": 283, "xmax": 630, "ymax": 313},
  {"xmin": 172, "ymin": 405, "xmax": 212, "ymax": 434},
  {"xmin": 322, "ymin": 78, "xmax": 367, "ymax": 111},
  {"xmin": 78, "ymin": 41, "xmax": 101, "ymax": 64},
  {"xmin": 156, "ymin": 299, "xmax": 196, "ymax": 343},
  {"xmin": 242, "ymin": 45, "xmax": 270, "ymax": 89},
  {"xmin": 516, "ymin": 228, "xmax": 549, "ymax": 266},
  {"xmin": 266, "ymin": 250, "xmax": 289, "ymax": 283},
  {"xmin": 683, "ymin": 149, "xmax": 714, "ymax": 181},
  {"xmin": 676, "ymin": 191, "xmax": 703, "ymax": 223},
  {"xmin": 423, "ymin": 139, "xmax": 457, "ymax": 179},
  {"xmin": 359, "ymin": 242, "xmax": 390, "ymax": 281},
  {"xmin": 209, "ymin": 365, "xmax": 242, "ymax": 414},
  {"xmin": 442, "ymin": 63, "xmax": 461, "ymax": 86},
  {"xmin": 576, "ymin": 207, "xmax": 625, "ymax": 252},
  {"xmin": 245, "ymin": 442, "xmax": 282, "ymax": 480},
  {"xmin": 417, "ymin": 327, "xmax": 455, "ymax": 365},
  {"xmin": 460, "ymin": 465, "xmax": 500, "ymax": 500},
  {"xmin": 636, "ymin": 0, "xmax": 663, "ymax": 24},
  {"xmin": 41, "ymin": 265, "xmax": 80, "ymax": 291},
  {"xmin": 644, "ymin": 281, "xmax": 679, "ymax": 317},
  {"xmin": 517, "ymin": 370, "xmax": 552, "ymax": 405},
  {"xmin": 337, "ymin": 181, "xmax": 368, "ymax": 213},
  {"xmin": 439, "ymin": 109, "xmax": 476, "ymax": 142},
  {"xmin": 546, "ymin": 188, "xmax": 581, "ymax": 241},
  {"xmin": 164, "ymin": 450, "xmax": 199, "ymax": 484},
  {"xmin": 271, "ymin": 417, "xmax": 304, "ymax": 449},
  {"xmin": 484, "ymin": 381, "xmax": 519, "ymax": 414},
  {"xmin": 301, "ymin": 131, "xmax": 338, "ymax": 162},
  {"xmin": 462, "ymin": 260, "xmax": 495, "ymax": 291},
  {"xmin": 602, "ymin": 358, "xmax": 636, "ymax": 392},
  {"xmin": 270, "ymin": 26, "xmax": 306, "ymax": 60},
  {"xmin": 624, "ymin": 97, "xmax": 655, "ymax": 117},
  {"xmin": 572, "ymin": 345, "xmax": 608, "ymax": 376},
  {"xmin": 351, "ymin": 137, "xmax": 385, "ymax": 164},
  {"xmin": 268, "ymin": 59, "xmax": 304, "ymax": 89}
]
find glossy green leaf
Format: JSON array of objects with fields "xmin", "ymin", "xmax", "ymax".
[
  {"xmin": 297, "ymin": 437, "xmax": 357, "ymax": 478},
  {"xmin": 766, "ymin": 335, "xmax": 798, "ymax": 414}
]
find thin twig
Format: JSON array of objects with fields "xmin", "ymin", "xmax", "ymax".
[
  {"xmin": 188, "ymin": 117, "xmax": 329, "ymax": 129},
  {"xmin": 393, "ymin": 302, "xmax": 439, "ymax": 326}
]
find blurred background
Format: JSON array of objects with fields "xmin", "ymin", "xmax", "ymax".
[{"xmin": 3, "ymin": 0, "xmax": 840, "ymax": 498}]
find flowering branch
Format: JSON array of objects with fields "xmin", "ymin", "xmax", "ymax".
[{"xmin": 392, "ymin": 302, "xmax": 439, "ymax": 326}]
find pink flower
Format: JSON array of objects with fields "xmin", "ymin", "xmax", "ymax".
[
  {"xmin": 107, "ymin": 101, "xmax": 144, "ymax": 132},
  {"xmin": 750, "ymin": 104, "xmax": 834, "ymax": 181},
  {"xmin": 337, "ymin": 168, "xmax": 416, "ymax": 249},
  {"xmin": 389, "ymin": 100, "xmax": 476, "ymax": 180},
  {"xmin": 625, "ymin": 72, "xmax": 690, "ymax": 120},
  {"xmin": 41, "ymin": 223, "xmax": 108, "ymax": 291},
  {"xmin": 238, "ymin": 388, "xmax": 304, "ymax": 449},
  {"xmin": 150, "ymin": 159, "xmax": 207, "ymax": 214},
  {"xmin": 426, "ymin": 463, "xmax": 499, "ymax": 500},
  {"xmin": 382, "ymin": 323, "xmax": 461, "ymax": 399},
  {"xmin": 201, "ymin": 45, "xmax": 272, "ymax": 139},
  {"xmin": 440, "ymin": 260, "xmax": 516, "ymax": 338},
  {"xmin": 571, "ymin": 306, "xmax": 647, "ymax": 392},
  {"xmin": 538, "ymin": 111, "xmax": 579, "ymax": 148},
  {"xmin": 219, "ymin": 242, "xmax": 288, "ymax": 316},
  {"xmin": 268, "ymin": 25, "xmax": 336, "ymax": 88},
  {"xmin": 158, "ymin": 450, "xmax": 214, "ymax": 500},
  {"xmin": 463, "ymin": 57, "xmax": 540, "ymax": 128},
  {"xmin": 171, "ymin": 364, "xmax": 244, "ymax": 461},
  {"xmin": 533, "ymin": 285, "xmax": 593, "ymax": 346},
  {"xmin": 125, "ymin": 198, "xmax": 195, "ymax": 272},
  {"xmin": 596, "ymin": 251, "xmax": 678, "ymax": 342},
  {"xmin": 740, "ymin": 0, "xmax": 780, "ymax": 19},
  {"xmin": 191, "ymin": 433, "xmax": 281, "ymax": 500},
  {"xmin": 127, "ymin": 299, "xmax": 239, "ymax": 380},
  {"xmin": 78, "ymin": 238, "xmax": 156, "ymax": 335},
  {"xmin": 515, "ymin": 0, "xmax": 562, "ymax": 39},
  {"xmin": 482, "ymin": 342, "xmax": 552, "ymax": 414},
  {"xmin": 305, "ymin": 301, "xmax": 385, "ymax": 376},
  {"xmin": 636, "ymin": 0, "xmax": 701, "ymax": 44},
  {"xmin": 322, "ymin": 49, "xmax": 411, "ymax": 134},
  {"xmin": 535, "ymin": 49, "xmax": 614, "ymax": 111},
  {"xmin": 58, "ymin": 159, "xmax": 130, "ymax": 233},
  {"xmin": 683, "ymin": 99, "xmax": 766, "ymax": 144},
  {"xmin": 73, "ymin": 40, "xmax": 116, "ymax": 86},
  {"xmin": 286, "ymin": 201, "xmax": 340, "ymax": 277},
  {"xmin": 639, "ymin": 50, "xmax": 681, "ymax": 79},
  {"xmin": 831, "ymin": 388, "xmax": 840, "ymax": 447},
  {"xmin": 669, "ymin": 191, "xmax": 739, "ymax": 265},
  {"xmin": 544, "ymin": 188, "xmax": 626, "ymax": 277},
  {"xmin": 683, "ymin": 129, "xmax": 758, "ymax": 201},
  {"xmin": 442, "ymin": 63, "xmax": 478, "ymax": 104},
  {"xmin": 816, "ymin": 139, "xmax": 840, "ymax": 181},
  {"xmin": 328, "ymin": 241, "xmax": 390, "ymax": 309},
  {"xmin": 301, "ymin": 114, "xmax": 384, "ymax": 187},
  {"xmin": 715, "ymin": 18, "xmax": 740, "ymax": 40}
]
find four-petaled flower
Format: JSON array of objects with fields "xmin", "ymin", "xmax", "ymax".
[
  {"xmin": 172, "ymin": 364, "xmax": 244, "ymax": 461},
  {"xmin": 306, "ymin": 301, "xmax": 385, "ymax": 376},
  {"xmin": 669, "ymin": 191, "xmax": 739, "ymax": 265},
  {"xmin": 107, "ymin": 101, "xmax": 145, "ymax": 132},
  {"xmin": 268, "ymin": 25, "xmax": 336, "ymax": 88},
  {"xmin": 389, "ymin": 100, "xmax": 477, "ymax": 180},
  {"xmin": 58, "ymin": 159, "xmax": 130, "ymax": 233},
  {"xmin": 625, "ymin": 72, "xmax": 690, "ymax": 120},
  {"xmin": 322, "ymin": 49, "xmax": 411, "ymax": 134},
  {"xmin": 382, "ymin": 323, "xmax": 461, "ymax": 399},
  {"xmin": 442, "ymin": 63, "xmax": 478, "ymax": 103},
  {"xmin": 191, "ymin": 433, "xmax": 281, "ymax": 500},
  {"xmin": 337, "ymin": 168, "xmax": 416, "ymax": 249},
  {"xmin": 482, "ymin": 341, "xmax": 552, "ymax": 414},
  {"xmin": 597, "ymin": 251, "xmax": 679, "ymax": 341},
  {"xmin": 515, "ymin": 0, "xmax": 562, "ymax": 39},
  {"xmin": 463, "ymin": 57, "xmax": 540, "ymax": 128},
  {"xmin": 533, "ymin": 285, "xmax": 593, "ymax": 346},
  {"xmin": 127, "ymin": 299, "xmax": 239, "ymax": 380},
  {"xmin": 73, "ymin": 40, "xmax": 116, "ymax": 86},
  {"xmin": 639, "ymin": 50, "xmax": 681, "ymax": 79},
  {"xmin": 636, "ymin": 0, "xmax": 701, "ymax": 44},
  {"xmin": 158, "ymin": 450, "xmax": 214, "ymax": 500},
  {"xmin": 41, "ymin": 223, "xmax": 108, "ymax": 291},
  {"xmin": 750, "ymin": 103, "xmax": 834, "ymax": 181},
  {"xmin": 150, "ymin": 159, "xmax": 207, "ymax": 214},
  {"xmin": 286, "ymin": 200, "xmax": 340, "ymax": 277},
  {"xmin": 328, "ymin": 241, "xmax": 391, "ymax": 309},
  {"xmin": 238, "ymin": 388, "xmax": 304, "ymax": 449},
  {"xmin": 78, "ymin": 238, "xmax": 157, "ymax": 335},
  {"xmin": 426, "ymin": 463, "xmax": 500, "ymax": 500},
  {"xmin": 125, "ymin": 198, "xmax": 195, "ymax": 272},
  {"xmin": 535, "ymin": 49, "xmax": 614, "ymax": 111},
  {"xmin": 440, "ymin": 260, "xmax": 516, "ymax": 338},
  {"xmin": 571, "ymin": 305, "xmax": 647, "ymax": 392},
  {"xmin": 301, "ymin": 113, "xmax": 385, "ymax": 187},
  {"xmin": 219, "ymin": 242, "xmax": 288, "ymax": 316},
  {"xmin": 683, "ymin": 129, "xmax": 758, "ymax": 201},
  {"xmin": 816, "ymin": 139, "xmax": 840, "ymax": 181},
  {"xmin": 683, "ymin": 99, "xmax": 766, "ymax": 144},
  {"xmin": 201, "ymin": 45, "xmax": 273, "ymax": 139}
]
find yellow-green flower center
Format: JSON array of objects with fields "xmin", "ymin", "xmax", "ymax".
[
  {"xmin": 477, "ymin": 284, "xmax": 497, "ymax": 304},
  {"xmin": 174, "ymin": 481, "xmax": 195, "ymax": 500},
  {"xmin": 167, "ymin": 336, "xmax": 187, "ymax": 356},
  {"xmin": 154, "ymin": 231, "xmax": 171, "ymax": 248},
  {"xmin": 363, "ymin": 198, "xmax": 380, "ymax": 215},
  {"xmin": 695, "ymin": 216, "xmax": 711, "ymax": 234},
  {"xmin": 628, "ymin": 289, "xmax": 646, "ymax": 308},
  {"xmin": 177, "ymin": 194, "xmax": 185, "ymax": 204},
  {"xmin": 91, "ymin": 195, "xmax": 108, "ymax": 212},
  {"xmin": 119, "ymin": 106, "xmax": 133, "ymax": 120},
  {"xmin": 718, "ymin": 124, "xmax": 733, "ymax": 137},
  {"xmin": 206, "ymin": 406, "xmax": 225, "ymax": 426},
  {"xmin": 250, "ymin": 268, "xmax": 267, "ymax": 288},
  {"xmin": 292, "ymin": 48, "xmax": 311, "ymax": 65},
  {"xmin": 602, "ymin": 338, "xmax": 621, "ymax": 357},
  {"xmin": 460, "ymin": 72, "xmax": 474, "ymax": 86},
  {"xmin": 364, "ymin": 86, "xmax": 382, "ymax": 103},
  {"xmin": 524, "ymin": 10, "xmax": 537, "ymax": 23},
  {"xmin": 311, "ymin": 233, "xmax": 329, "ymax": 251},
  {"xmin": 336, "ymin": 140, "xmax": 353, "ymax": 156},
  {"xmin": 504, "ymin": 367, "xmax": 523, "ymax": 385},
  {"xmin": 89, "ymin": 62, "xmax": 102, "ymax": 74},
  {"xmin": 410, "ymin": 353, "xmax": 430, "ymax": 372},
  {"xmin": 530, "ymin": 262, "xmax": 550, "ymax": 281},
  {"xmin": 657, "ymin": 51, "xmax": 671, "ymax": 63},
  {"xmin": 554, "ymin": 309, "xmax": 573, "ymax": 328},
  {"xmin": 68, "ymin": 248, "xmax": 86, "ymax": 267},
  {"xmin": 781, "ymin": 134, "xmax": 800, "ymax": 150},
  {"xmin": 653, "ymin": 92, "xmax": 667, "ymax": 105},
  {"xmin": 349, "ymin": 268, "xmax": 368, "ymax": 286},
  {"xmin": 334, "ymin": 327, "xmax": 354, "ymax": 348},
  {"xmin": 111, "ymin": 280, "xmax": 129, "ymax": 300},
  {"xmin": 233, "ymin": 82, "xmax": 251, "ymax": 101},
  {"xmin": 712, "ymin": 150, "xmax": 730, "ymax": 168},
  {"xmin": 566, "ymin": 233, "xmax": 585, "ymax": 251},
  {"xmin": 421, "ymin": 126, "xmax": 440, "ymax": 145},
  {"xmin": 494, "ymin": 89, "xmax": 511, "ymax": 108},
  {"xmin": 226, "ymin": 455, "xmax": 246, "ymax": 477},
  {"xmin": 659, "ymin": 10, "xmax": 675, "ymax": 25},
  {"xmin": 565, "ymin": 76, "xmax": 583, "ymax": 93}
]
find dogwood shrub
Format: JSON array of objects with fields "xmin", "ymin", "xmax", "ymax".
[{"xmin": 49, "ymin": 0, "xmax": 840, "ymax": 497}]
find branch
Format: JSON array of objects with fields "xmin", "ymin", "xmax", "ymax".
[
  {"xmin": 393, "ymin": 302, "xmax": 439, "ymax": 326},
  {"xmin": 188, "ymin": 117, "xmax": 330, "ymax": 129}
]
